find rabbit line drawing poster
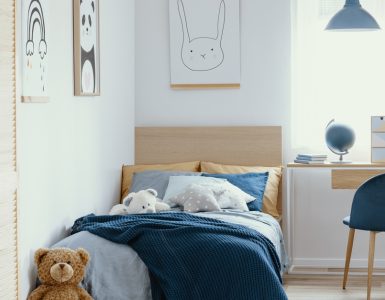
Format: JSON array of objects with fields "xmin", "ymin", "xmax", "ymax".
[
  {"xmin": 21, "ymin": 0, "xmax": 49, "ymax": 102},
  {"xmin": 169, "ymin": 0, "xmax": 240, "ymax": 88}
]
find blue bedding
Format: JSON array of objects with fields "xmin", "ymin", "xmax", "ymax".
[{"xmin": 72, "ymin": 212, "xmax": 288, "ymax": 300}]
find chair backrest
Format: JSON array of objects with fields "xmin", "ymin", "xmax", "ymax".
[{"xmin": 350, "ymin": 173, "xmax": 385, "ymax": 231}]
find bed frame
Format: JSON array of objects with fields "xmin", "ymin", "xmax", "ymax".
[{"xmin": 135, "ymin": 126, "xmax": 283, "ymax": 215}]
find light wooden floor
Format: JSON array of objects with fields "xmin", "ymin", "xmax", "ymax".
[{"xmin": 284, "ymin": 274, "xmax": 385, "ymax": 300}]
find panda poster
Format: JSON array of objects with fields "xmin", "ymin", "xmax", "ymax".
[
  {"xmin": 169, "ymin": 0, "xmax": 240, "ymax": 89},
  {"xmin": 21, "ymin": 0, "xmax": 49, "ymax": 102},
  {"xmin": 73, "ymin": 0, "xmax": 100, "ymax": 96}
]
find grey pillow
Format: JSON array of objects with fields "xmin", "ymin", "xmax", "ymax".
[
  {"xmin": 169, "ymin": 184, "xmax": 221, "ymax": 213},
  {"xmin": 130, "ymin": 170, "xmax": 201, "ymax": 199}
]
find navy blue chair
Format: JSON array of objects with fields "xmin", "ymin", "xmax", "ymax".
[{"xmin": 342, "ymin": 173, "xmax": 385, "ymax": 300}]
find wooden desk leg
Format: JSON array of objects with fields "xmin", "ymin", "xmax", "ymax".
[
  {"xmin": 343, "ymin": 228, "xmax": 355, "ymax": 289},
  {"xmin": 367, "ymin": 231, "xmax": 377, "ymax": 300}
]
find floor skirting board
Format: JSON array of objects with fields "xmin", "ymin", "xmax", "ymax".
[
  {"xmin": 291, "ymin": 258, "xmax": 385, "ymax": 268},
  {"xmin": 289, "ymin": 265, "xmax": 385, "ymax": 276}
]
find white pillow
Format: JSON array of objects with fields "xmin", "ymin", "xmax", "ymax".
[
  {"xmin": 169, "ymin": 183, "xmax": 221, "ymax": 213},
  {"xmin": 163, "ymin": 176, "xmax": 253, "ymax": 211},
  {"xmin": 211, "ymin": 181, "xmax": 252, "ymax": 211},
  {"xmin": 163, "ymin": 176, "xmax": 226, "ymax": 205}
]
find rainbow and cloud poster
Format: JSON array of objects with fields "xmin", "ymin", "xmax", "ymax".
[{"xmin": 22, "ymin": 0, "xmax": 49, "ymax": 102}]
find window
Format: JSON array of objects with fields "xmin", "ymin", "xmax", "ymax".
[
  {"xmin": 0, "ymin": 0, "xmax": 18, "ymax": 298},
  {"xmin": 292, "ymin": 0, "xmax": 385, "ymax": 160}
]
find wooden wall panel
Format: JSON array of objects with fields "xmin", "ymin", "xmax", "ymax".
[{"xmin": 135, "ymin": 127, "xmax": 282, "ymax": 167}]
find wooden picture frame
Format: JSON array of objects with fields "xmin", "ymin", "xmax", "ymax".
[
  {"xmin": 21, "ymin": 0, "xmax": 50, "ymax": 102},
  {"xmin": 73, "ymin": 0, "xmax": 100, "ymax": 96}
]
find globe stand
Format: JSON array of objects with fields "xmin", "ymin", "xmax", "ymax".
[{"xmin": 330, "ymin": 150, "xmax": 352, "ymax": 164}]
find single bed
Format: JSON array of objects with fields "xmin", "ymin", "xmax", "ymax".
[{"xmin": 55, "ymin": 126, "xmax": 287, "ymax": 300}]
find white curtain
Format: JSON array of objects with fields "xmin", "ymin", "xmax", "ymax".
[
  {"xmin": 292, "ymin": 0, "xmax": 385, "ymax": 160},
  {"xmin": 0, "ymin": 0, "xmax": 18, "ymax": 298}
]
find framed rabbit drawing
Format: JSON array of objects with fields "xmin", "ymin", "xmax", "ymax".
[
  {"xmin": 73, "ymin": 0, "xmax": 100, "ymax": 96},
  {"xmin": 169, "ymin": 0, "xmax": 240, "ymax": 89}
]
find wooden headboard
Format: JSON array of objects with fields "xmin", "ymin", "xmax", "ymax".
[{"xmin": 135, "ymin": 126, "xmax": 283, "ymax": 214}]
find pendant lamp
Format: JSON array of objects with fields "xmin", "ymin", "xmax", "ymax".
[{"xmin": 325, "ymin": 0, "xmax": 380, "ymax": 31}]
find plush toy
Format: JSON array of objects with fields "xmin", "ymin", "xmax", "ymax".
[
  {"xmin": 110, "ymin": 188, "xmax": 170, "ymax": 215},
  {"xmin": 28, "ymin": 248, "xmax": 92, "ymax": 300},
  {"xmin": 109, "ymin": 203, "xmax": 129, "ymax": 215}
]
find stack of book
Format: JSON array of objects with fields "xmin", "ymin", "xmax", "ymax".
[{"xmin": 294, "ymin": 154, "xmax": 327, "ymax": 164}]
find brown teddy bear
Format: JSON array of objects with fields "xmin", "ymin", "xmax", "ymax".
[{"xmin": 28, "ymin": 247, "xmax": 93, "ymax": 300}]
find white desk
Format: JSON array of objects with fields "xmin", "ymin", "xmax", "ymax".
[{"xmin": 285, "ymin": 162, "xmax": 385, "ymax": 274}]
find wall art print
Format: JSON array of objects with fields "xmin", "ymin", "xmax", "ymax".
[
  {"xmin": 22, "ymin": 0, "xmax": 49, "ymax": 102},
  {"xmin": 169, "ymin": 0, "xmax": 240, "ymax": 89},
  {"xmin": 73, "ymin": 0, "xmax": 100, "ymax": 96}
]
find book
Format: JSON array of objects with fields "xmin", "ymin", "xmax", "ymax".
[
  {"xmin": 296, "ymin": 156, "xmax": 326, "ymax": 161},
  {"xmin": 294, "ymin": 159, "xmax": 326, "ymax": 164},
  {"xmin": 297, "ymin": 154, "xmax": 327, "ymax": 159}
]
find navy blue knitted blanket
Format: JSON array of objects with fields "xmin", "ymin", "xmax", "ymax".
[{"xmin": 72, "ymin": 213, "xmax": 287, "ymax": 300}]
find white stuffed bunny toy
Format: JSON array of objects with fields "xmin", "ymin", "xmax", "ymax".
[{"xmin": 109, "ymin": 189, "xmax": 170, "ymax": 215}]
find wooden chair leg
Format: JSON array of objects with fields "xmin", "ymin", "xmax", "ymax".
[
  {"xmin": 367, "ymin": 231, "xmax": 377, "ymax": 300},
  {"xmin": 343, "ymin": 228, "xmax": 355, "ymax": 289}
]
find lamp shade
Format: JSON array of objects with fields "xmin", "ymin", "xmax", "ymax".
[{"xmin": 325, "ymin": 0, "xmax": 380, "ymax": 31}]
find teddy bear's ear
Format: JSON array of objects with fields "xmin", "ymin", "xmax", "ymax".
[
  {"xmin": 146, "ymin": 189, "xmax": 158, "ymax": 197},
  {"xmin": 76, "ymin": 248, "xmax": 90, "ymax": 265},
  {"xmin": 34, "ymin": 248, "xmax": 50, "ymax": 265},
  {"xmin": 123, "ymin": 192, "xmax": 135, "ymax": 206}
]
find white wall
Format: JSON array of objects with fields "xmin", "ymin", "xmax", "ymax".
[
  {"xmin": 135, "ymin": 0, "xmax": 291, "ymax": 129},
  {"xmin": 16, "ymin": 0, "xmax": 135, "ymax": 298}
]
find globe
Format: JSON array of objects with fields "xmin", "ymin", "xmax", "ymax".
[{"xmin": 325, "ymin": 120, "xmax": 355, "ymax": 163}]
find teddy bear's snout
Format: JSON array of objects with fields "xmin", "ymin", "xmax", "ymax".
[{"xmin": 50, "ymin": 263, "xmax": 74, "ymax": 283}]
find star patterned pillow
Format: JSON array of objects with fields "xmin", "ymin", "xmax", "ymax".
[{"xmin": 169, "ymin": 184, "xmax": 221, "ymax": 213}]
